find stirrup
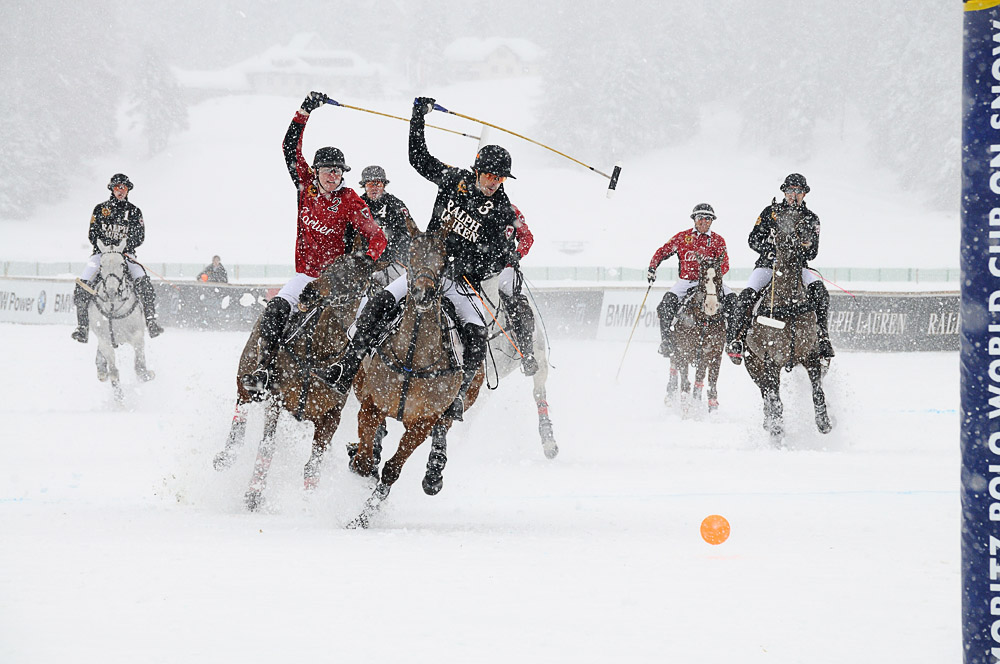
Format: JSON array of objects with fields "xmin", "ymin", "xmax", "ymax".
[
  {"xmin": 146, "ymin": 319, "xmax": 164, "ymax": 338},
  {"xmin": 71, "ymin": 326, "xmax": 89, "ymax": 343},
  {"xmin": 818, "ymin": 338, "xmax": 835, "ymax": 359},
  {"xmin": 312, "ymin": 364, "xmax": 351, "ymax": 395},
  {"xmin": 521, "ymin": 354, "xmax": 539, "ymax": 376}
]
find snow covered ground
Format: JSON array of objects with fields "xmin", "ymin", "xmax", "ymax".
[{"xmin": 0, "ymin": 324, "xmax": 957, "ymax": 662}]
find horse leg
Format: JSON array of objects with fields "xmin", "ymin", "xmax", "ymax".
[
  {"xmin": 349, "ymin": 398, "xmax": 383, "ymax": 480},
  {"xmin": 665, "ymin": 365, "xmax": 679, "ymax": 404},
  {"xmin": 213, "ymin": 400, "xmax": 250, "ymax": 471},
  {"xmin": 380, "ymin": 418, "xmax": 436, "ymax": 488},
  {"xmin": 761, "ymin": 372, "xmax": 784, "ymax": 444},
  {"xmin": 422, "ymin": 421, "xmax": 449, "ymax": 496},
  {"xmin": 707, "ymin": 349, "xmax": 722, "ymax": 412},
  {"xmin": 303, "ymin": 409, "xmax": 343, "ymax": 490},
  {"xmin": 133, "ymin": 334, "xmax": 154, "ymax": 382},
  {"xmin": 530, "ymin": 359, "xmax": 558, "ymax": 459},
  {"xmin": 245, "ymin": 401, "xmax": 280, "ymax": 512},
  {"xmin": 807, "ymin": 361, "xmax": 833, "ymax": 434},
  {"xmin": 95, "ymin": 349, "xmax": 110, "ymax": 382}
]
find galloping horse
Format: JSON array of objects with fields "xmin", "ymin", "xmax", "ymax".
[
  {"xmin": 743, "ymin": 206, "xmax": 832, "ymax": 443},
  {"xmin": 666, "ymin": 256, "xmax": 726, "ymax": 412},
  {"xmin": 212, "ymin": 252, "xmax": 373, "ymax": 510},
  {"xmin": 348, "ymin": 229, "xmax": 484, "ymax": 528},
  {"xmin": 86, "ymin": 238, "xmax": 154, "ymax": 401},
  {"xmin": 478, "ymin": 274, "xmax": 558, "ymax": 458}
]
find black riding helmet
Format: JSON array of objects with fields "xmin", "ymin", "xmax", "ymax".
[
  {"xmin": 313, "ymin": 147, "xmax": 351, "ymax": 172},
  {"xmin": 690, "ymin": 203, "xmax": 716, "ymax": 220},
  {"xmin": 108, "ymin": 173, "xmax": 134, "ymax": 191},
  {"xmin": 780, "ymin": 173, "xmax": 809, "ymax": 193},
  {"xmin": 471, "ymin": 145, "xmax": 515, "ymax": 179},
  {"xmin": 359, "ymin": 165, "xmax": 389, "ymax": 185}
]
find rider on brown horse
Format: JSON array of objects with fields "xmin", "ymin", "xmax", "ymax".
[
  {"xmin": 241, "ymin": 91, "xmax": 388, "ymax": 396},
  {"xmin": 647, "ymin": 203, "xmax": 737, "ymax": 357},
  {"xmin": 314, "ymin": 96, "xmax": 521, "ymax": 422},
  {"xmin": 725, "ymin": 173, "xmax": 835, "ymax": 365}
]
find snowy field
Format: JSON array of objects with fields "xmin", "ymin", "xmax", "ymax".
[{"xmin": 0, "ymin": 323, "xmax": 957, "ymax": 662}]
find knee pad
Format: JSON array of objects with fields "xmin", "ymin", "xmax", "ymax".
[
  {"xmin": 460, "ymin": 323, "xmax": 488, "ymax": 365},
  {"xmin": 657, "ymin": 292, "xmax": 679, "ymax": 318},
  {"xmin": 260, "ymin": 297, "xmax": 291, "ymax": 340},
  {"xmin": 516, "ymin": 295, "xmax": 534, "ymax": 333}
]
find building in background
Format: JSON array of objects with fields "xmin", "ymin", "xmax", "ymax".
[{"xmin": 442, "ymin": 37, "xmax": 545, "ymax": 82}]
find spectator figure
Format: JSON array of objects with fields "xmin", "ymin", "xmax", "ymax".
[{"xmin": 198, "ymin": 255, "xmax": 228, "ymax": 283}]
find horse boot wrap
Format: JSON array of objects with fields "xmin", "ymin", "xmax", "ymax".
[
  {"xmin": 134, "ymin": 276, "xmax": 164, "ymax": 338},
  {"xmin": 444, "ymin": 322, "xmax": 488, "ymax": 422},
  {"xmin": 313, "ymin": 289, "xmax": 399, "ymax": 395},
  {"xmin": 241, "ymin": 297, "xmax": 291, "ymax": 397},
  {"xmin": 71, "ymin": 282, "xmax": 93, "ymax": 343},
  {"xmin": 807, "ymin": 280, "xmax": 835, "ymax": 359},
  {"xmin": 656, "ymin": 292, "xmax": 680, "ymax": 357},
  {"xmin": 502, "ymin": 292, "xmax": 538, "ymax": 376}
]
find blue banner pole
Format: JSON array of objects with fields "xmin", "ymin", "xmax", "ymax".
[{"xmin": 963, "ymin": 2, "xmax": 1000, "ymax": 662}]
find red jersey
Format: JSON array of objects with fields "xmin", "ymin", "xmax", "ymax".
[
  {"xmin": 512, "ymin": 204, "xmax": 533, "ymax": 258},
  {"xmin": 649, "ymin": 228, "xmax": 729, "ymax": 281},
  {"xmin": 284, "ymin": 110, "xmax": 387, "ymax": 277}
]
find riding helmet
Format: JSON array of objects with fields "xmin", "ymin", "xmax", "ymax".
[
  {"xmin": 471, "ymin": 145, "xmax": 515, "ymax": 179},
  {"xmin": 690, "ymin": 203, "xmax": 716, "ymax": 220},
  {"xmin": 359, "ymin": 165, "xmax": 389, "ymax": 185},
  {"xmin": 108, "ymin": 173, "xmax": 134, "ymax": 191},
  {"xmin": 780, "ymin": 173, "xmax": 810, "ymax": 193},
  {"xmin": 313, "ymin": 147, "xmax": 351, "ymax": 172}
]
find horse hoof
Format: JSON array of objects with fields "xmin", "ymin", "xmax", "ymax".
[
  {"xmin": 422, "ymin": 472, "xmax": 443, "ymax": 496},
  {"xmin": 542, "ymin": 439, "xmax": 559, "ymax": 459},
  {"xmin": 137, "ymin": 369, "xmax": 155, "ymax": 382},
  {"xmin": 245, "ymin": 489, "xmax": 263, "ymax": 512},
  {"xmin": 707, "ymin": 399, "xmax": 719, "ymax": 412},
  {"xmin": 212, "ymin": 450, "xmax": 234, "ymax": 471},
  {"xmin": 817, "ymin": 415, "xmax": 833, "ymax": 434}
]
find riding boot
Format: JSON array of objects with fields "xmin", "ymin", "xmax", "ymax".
[
  {"xmin": 655, "ymin": 292, "xmax": 680, "ymax": 357},
  {"xmin": 726, "ymin": 287, "xmax": 758, "ymax": 364},
  {"xmin": 501, "ymin": 292, "xmax": 538, "ymax": 376},
  {"xmin": 240, "ymin": 297, "xmax": 291, "ymax": 395},
  {"xmin": 134, "ymin": 276, "xmax": 164, "ymax": 338},
  {"xmin": 71, "ymin": 283, "xmax": 92, "ymax": 343},
  {"xmin": 807, "ymin": 281, "xmax": 835, "ymax": 358},
  {"xmin": 313, "ymin": 289, "xmax": 399, "ymax": 395},
  {"xmin": 443, "ymin": 323, "xmax": 487, "ymax": 422}
]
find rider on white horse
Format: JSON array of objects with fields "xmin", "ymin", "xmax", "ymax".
[
  {"xmin": 725, "ymin": 173, "xmax": 835, "ymax": 365},
  {"xmin": 496, "ymin": 204, "xmax": 539, "ymax": 376},
  {"xmin": 72, "ymin": 173, "xmax": 163, "ymax": 343},
  {"xmin": 647, "ymin": 203, "xmax": 736, "ymax": 357}
]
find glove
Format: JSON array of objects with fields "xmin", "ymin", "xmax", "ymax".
[
  {"xmin": 413, "ymin": 96, "xmax": 436, "ymax": 117},
  {"xmin": 301, "ymin": 91, "xmax": 329, "ymax": 114},
  {"xmin": 298, "ymin": 281, "xmax": 323, "ymax": 309},
  {"xmin": 647, "ymin": 267, "xmax": 657, "ymax": 283}
]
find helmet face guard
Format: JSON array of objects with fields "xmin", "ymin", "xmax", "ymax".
[{"xmin": 471, "ymin": 145, "xmax": 515, "ymax": 179}]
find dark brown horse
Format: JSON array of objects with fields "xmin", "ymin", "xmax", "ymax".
[
  {"xmin": 743, "ymin": 206, "xmax": 832, "ymax": 443},
  {"xmin": 212, "ymin": 252, "xmax": 373, "ymax": 510},
  {"xmin": 666, "ymin": 256, "xmax": 726, "ymax": 413},
  {"xmin": 347, "ymin": 229, "xmax": 484, "ymax": 528}
]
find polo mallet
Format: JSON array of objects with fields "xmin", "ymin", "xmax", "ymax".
[
  {"xmin": 323, "ymin": 98, "xmax": 480, "ymax": 140},
  {"xmin": 756, "ymin": 259, "xmax": 786, "ymax": 330},
  {"xmin": 615, "ymin": 283, "xmax": 653, "ymax": 382},
  {"xmin": 129, "ymin": 257, "xmax": 183, "ymax": 293},
  {"xmin": 426, "ymin": 100, "xmax": 623, "ymax": 198}
]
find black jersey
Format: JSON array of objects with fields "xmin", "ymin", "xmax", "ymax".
[
  {"xmin": 89, "ymin": 197, "xmax": 145, "ymax": 255},
  {"xmin": 749, "ymin": 198, "xmax": 820, "ymax": 269},
  {"xmin": 354, "ymin": 192, "xmax": 413, "ymax": 266},
  {"xmin": 409, "ymin": 114, "xmax": 517, "ymax": 286}
]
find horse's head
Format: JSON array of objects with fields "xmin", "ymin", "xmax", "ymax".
[
  {"xmin": 406, "ymin": 230, "xmax": 448, "ymax": 313},
  {"xmin": 311, "ymin": 251, "xmax": 373, "ymax": 308},
  {"xmin": 95, "ymin": 238, "xmax": 130, "ymax": 297},
  {"xmin": 694, "ymin": 254, "xmax": 725, "ymax": 317}
]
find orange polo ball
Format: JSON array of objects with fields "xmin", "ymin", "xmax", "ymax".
[{"xmin": 700, "ymin": 514, "xmax": 730, "ymax": 545}]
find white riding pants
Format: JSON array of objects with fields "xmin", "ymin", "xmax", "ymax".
[
  {"xmin": 382, "ymin": 272, "xmax": 486, "ymax": 327},
  {"xmin": 745, "ymin": 267, "xmax": 820, "ymax": 292},
  {"xmin": 276, "ymin": 272, "xmax": 316, "ymax": 307},
  {"xmin": 669, "ymin": 278, "xmax": 734, "ymax": 297},
  {"xmin": 80, "ymin": 253, "xmax": 148, "ymax": 281}
]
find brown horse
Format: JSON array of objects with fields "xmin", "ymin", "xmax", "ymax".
[
  {"xmin": 212, "ymin": 252, "xmax": 372, "ymax": 510},
  {"xmin": 743, "ymin": 206, "xmax": 832, "ymax": 444},
  {"xmin": 347, "ymin": 229, "xmax": 484, "ymax": 528},
  {"xmin": 666, "ymin": 256, "xmax": 727, "ymax": 413}
]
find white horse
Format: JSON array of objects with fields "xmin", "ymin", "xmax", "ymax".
[
  {"xmin": 478, "ymin": 274, "xmax": 558, "ymax": 459},
  {"xmin": 87, "ymin": 239, "xmax": 154, "ymax": 400}
]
